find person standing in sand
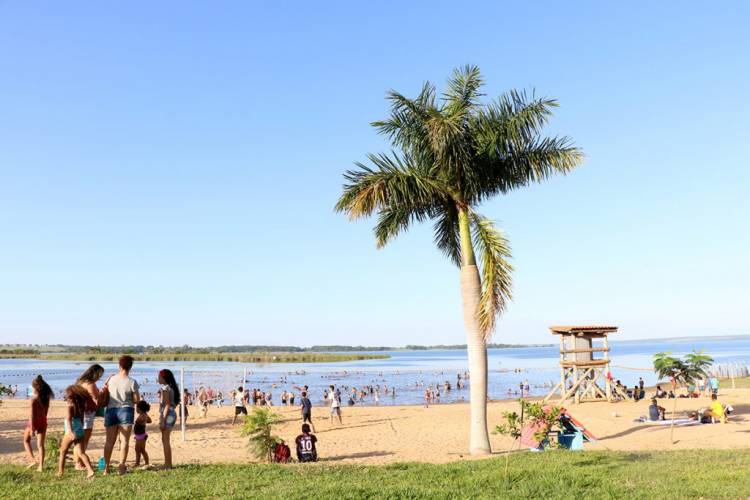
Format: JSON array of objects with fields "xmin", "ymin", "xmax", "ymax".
[
  {"xmin": 133, "ymin": 400, "xmax": 152, "ymax": 467},
  {"xmin": 328, "ymin": 385, "xmax": 342, "ymax": 425},
  {"xmin": 102, "ymin": 355, "xmax": 141, "ymax": 475},
  {"xmin": 181, "ymin": 388, "xmax": 190, "ymax": 424},
  {"xmin": 300, "ymin": 391, "xmax": 316, "ymax": 432},
  {"xmin": 198, "ymin": 387, "xmax": 209, "ymax": 417},
  {"xmin": 158, "ymin": 369, "xmax": 180, "ymax": 470},
  {"xmin": 22, "ymin": 375, "xmax": 53, "ymax": 472},
  {"xmin": 232, "ymin": 386, "xmax": 248, "ymax": 424}
]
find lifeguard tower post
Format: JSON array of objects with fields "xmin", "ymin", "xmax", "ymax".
[{"xmin": 544, "ymin": 325, "xmax": 618, "ymax": 404}]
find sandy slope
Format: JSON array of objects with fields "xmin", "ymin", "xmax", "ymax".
[{"xmin": 1, "ymin": 389, "xmax": 747, "ymax": 467}]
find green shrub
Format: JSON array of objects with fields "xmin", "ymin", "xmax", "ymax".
[
  {"xmin": 45, "ymin": 431, "xmax": 63, "ymax": 463},
  {"xmin": 239, "ymin": 407, "xmax": 283, "ymax": 462},
  {"xmin": 495, "ymin": 399, "xmax": 563, "ymax": 449}
]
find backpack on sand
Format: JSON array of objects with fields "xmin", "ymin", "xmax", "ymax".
[{"xmin": 274, "ymin": 442, "xmax": 292, "ymax": 464}]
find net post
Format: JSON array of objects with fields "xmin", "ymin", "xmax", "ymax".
[{"xmin": 180, "ymin": 367, "xmax": 186, "ymax": 442}]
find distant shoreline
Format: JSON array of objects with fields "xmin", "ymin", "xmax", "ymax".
[
  {"xmin": 1, "ymin": 334, "xmax": 746, "ymax": 361},
  {"xmin": 0, "ymin": 342, "xmax": 553, "ymax": 356},
  {"xmin": 0, "ymin": 352, "xmax": 389, "ymax": 364}
]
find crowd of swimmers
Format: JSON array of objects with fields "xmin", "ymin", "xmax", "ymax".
[{"xmin": 22, "ymin": 355, "xmax": 181, "ymax": 479}]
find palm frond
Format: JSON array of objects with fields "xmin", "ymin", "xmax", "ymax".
[
  {"xmin": 469, "ymin": 212, "xmax": 513, "ymax": 338},
  {"xmin": 372, "ymin": 83, "xmax": 436, "ymax": 154},
  {"xmin": 477, "ymin": 90, "xmax": 558, "ymax": 147},
  {"xmin": 336, "ymin": 152, "xmax": 458, "ymax": 255},
  {"xmin": 464, "ymin": 90, "xmax": 583, "ymax": 202},
  {"xmin": 471, "ymin": 136, "xmax": 583, "ymax": 201},
  {"xmin": 444, "ymin": 64, "xmax": 484, "ymax": 111},
  {"xmin": 433, "ymin": 203, "xmax": 461, "ymax": 266},
  {"xmin": 375, "ymin": 206, "xmax": 429, "ymax": 249}
]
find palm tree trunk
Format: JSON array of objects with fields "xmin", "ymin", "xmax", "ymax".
[
  {"xmin": 670, "ymin": 397, "xmax": 677, "ymax": 444},
  {"xmin": 670, "ymin": 379, "xmax": 677, "ymax": 444},
  {"xmin": 458, "ymin": 208, "xmax": 492, "ymax": 456}
]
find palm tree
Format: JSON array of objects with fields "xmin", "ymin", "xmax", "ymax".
[
  {"xmin": 335, "ymin": 66, "xmax": 583, "ymax": 455},
  {"xmin": 653, "ymin": 350, "xmax": 713, "ymax": 443}
]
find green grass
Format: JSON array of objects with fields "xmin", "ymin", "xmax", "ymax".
[
  {"xmin": 0, "ymin": 352, "xmax": 389, "ymax": 363},
  {"xmin": 3, "ymin": 450, "xmax": 749, "ymax": 499}
]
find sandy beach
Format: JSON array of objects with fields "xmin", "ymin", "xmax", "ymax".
[{"xmin": 1, "ymin": 389, "xmax": 748, "ymax": 467}]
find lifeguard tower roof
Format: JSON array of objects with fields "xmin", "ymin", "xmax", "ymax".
[{"xmin": 549, "ymin": 325, "xmax": 618, "ymax": 335}]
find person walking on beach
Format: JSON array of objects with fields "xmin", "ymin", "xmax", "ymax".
[
  {"xmin": 102, "ymin": 355, "xmax": 141, "ymax": 475},
  {"xmin": 181, "ymin": 388, "xmax": 190, "ymax": 424},
  {"xmin": 709, "ymin": 375, "xmax": 719, "ymax": 396},
  {"xmin": 22, "ymin": 375, "xmax": 52, "ymax": 472},
  {"xmin": 328, "ymin": 385, "xmax": 342, "ymax": 425},
  {"xmin": 76, "ymin": 364, "xmax": 105, "ymax": 471},
  {"xmin": 58, "ymin": 385, "xmax": 95, "ymax": 479},
  {"xmin": 698, "ymin": 377, "xmax": 706, "ymax": 395},
  {"xmin": 300, "ymin": 391, "xmax": 316, "ymax": 431},
  {"xmin": 158, "ymin": 369, "xmax": 180, "ymax": 470},
  {"xmin": 198, "ymin": 387, "xmax": 209, "ymax": 417},
  {"xmin": 232, "ymin": 386, "xmax": 247, "ymax": 424}
]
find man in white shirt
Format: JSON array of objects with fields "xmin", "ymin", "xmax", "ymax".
[{"xmin": 328, "ymin": 385, "xmax": 342, "ymax": 425}]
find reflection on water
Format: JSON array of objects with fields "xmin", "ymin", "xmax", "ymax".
[{"xmin": 1, "ymin": 338, "xmax": 748, "ymax": 406}]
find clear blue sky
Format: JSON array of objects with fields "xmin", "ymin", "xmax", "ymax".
[{"xmin": 1, "ymin": 2, "xmax": 748, "ymax": 347}]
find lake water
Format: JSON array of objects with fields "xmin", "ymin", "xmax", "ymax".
[{"xmin": 2, "ymin": 338, "xmax": 748, "ymax": 406}]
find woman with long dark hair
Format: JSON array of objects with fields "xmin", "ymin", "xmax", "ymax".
[
  {"xmin": 158, "ymin": 369, "xmax": 180, "ymax": 469},
  {"xmin": 76, "ymin": 364, "xmax": 105, "ymax": 469},
  {"xmin": 58, "ymin": 385, "xmax": 95, "ymax": 479},
  {"xmin": 22, "ymin": 375, "xmax": 53, "ymax": 471}
]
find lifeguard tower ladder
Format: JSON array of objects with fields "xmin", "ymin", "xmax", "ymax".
[{"xmin": 544, "ymin": 325, "xmax": 618, "ymax": 404}]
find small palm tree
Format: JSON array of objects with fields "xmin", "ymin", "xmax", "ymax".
[
  {"xmin": 653, "ymin": 350, "xmax": 713, "ymax": 443},
  {"xmin": 239, "ymin": 407, "xmax": 283, "ymax": 462},
  {"xmin": 336, "ymin": 65, "xmax": 583, "ymax": 455}
]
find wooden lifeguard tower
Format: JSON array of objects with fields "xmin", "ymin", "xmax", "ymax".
[{"xmin": 544, "ymin": 325, "xmax": 618, "ymax": 404}]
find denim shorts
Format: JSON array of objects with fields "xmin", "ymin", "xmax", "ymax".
[
  {"xmin": 105, "ymin": 407, "xmax": 134, "ymax": 428},
  {"xmin": 65, "ymin": 417, "xmax": 85, "ymax": 441},
  {"xmin": 163, "ymin": 409, "xmax": 177, "ymax": 428},
  {"xmin": 83, "ymin": 411, "xmax": 96, "ymax": 430}
]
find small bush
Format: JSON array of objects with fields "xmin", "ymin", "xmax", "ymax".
[
  {"xmin": 45, "ymin": 431, "xmax": 63, "ymax": 463},
  {"xmin": 239, "ymin": 407, "xmax": 283, "ymax": 462}
]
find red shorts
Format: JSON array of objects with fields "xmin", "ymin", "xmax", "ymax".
[{"xmin": 27, "ymin": 417, "xmax": 47, "ymax": 434}]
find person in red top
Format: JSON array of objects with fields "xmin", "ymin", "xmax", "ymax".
[
  {"xmin": 295, "ymin": 423, "xmax": 318, "ymax": 462},
  {"xmin": 23, "ymin": 375, "xmax": 53, "ymax": 472}
]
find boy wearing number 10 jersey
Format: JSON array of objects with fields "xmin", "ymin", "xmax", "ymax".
[{"xmin": 295, "ymin": 424, "xmax": 318, "ymax": 462}]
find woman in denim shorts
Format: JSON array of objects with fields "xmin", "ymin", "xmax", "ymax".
[
  {"xmin": 158, "ymin": 369, "xmax": 180, "ymax": 470},
  {"xmin": 102, "ymin": 355, "xmax": 141, "ymax": 475},
  {"xmin": 76, "ymin": 364, "xmax": 105, "ymax": 470}
]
